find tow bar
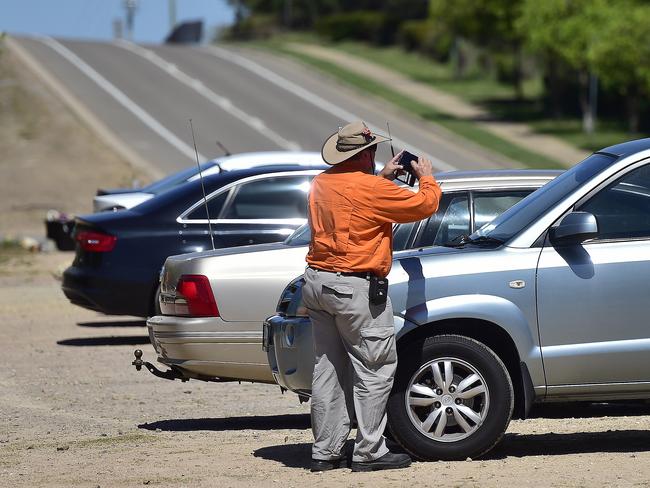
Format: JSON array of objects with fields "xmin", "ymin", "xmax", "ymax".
[{"xmin": 132, "ymin": 349, "xmax": 189, "ymax": 382}]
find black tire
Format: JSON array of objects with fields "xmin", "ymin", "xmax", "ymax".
[{"xmin": 387, "ymin": 334, "xmax": 513, "ymax": 461}]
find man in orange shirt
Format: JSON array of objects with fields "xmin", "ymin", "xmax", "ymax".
[{"xmin": 304, "ymin": 120, "xmax": 441, "ymax": 472}]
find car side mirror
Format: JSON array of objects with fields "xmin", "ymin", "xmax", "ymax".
[{"xmin": 550, "ymin": 211, "xmax": 598, "ymax": 244}]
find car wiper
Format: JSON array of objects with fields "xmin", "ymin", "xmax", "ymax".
[
  {"xmin": 441, "ymin": 234, "xmax": 471, "ymax": 247},
  {"xmin": 442, "ymin": 234, "xmax": 504, "ymax": 248},
  {"xmin": 465, "ymin": 235, "xmax": 504, "ymax": 246}
]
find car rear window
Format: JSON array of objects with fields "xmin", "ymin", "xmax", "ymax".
[{"xmin": 222, "ymin": 175, "xmax": 312, "ymax": 219}]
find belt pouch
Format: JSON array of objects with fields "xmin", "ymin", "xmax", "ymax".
[{"xmin": 369, "ymin": 276, "xmax": 388, "ymax": 305}]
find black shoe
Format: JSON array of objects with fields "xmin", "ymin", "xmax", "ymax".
[
  {"xmin": 310, "ymin": 458, "xmax": 345, "ymax": 472},
  {"xmin": 351, "ymin": 452, "xmax": 412, "ymax": 472}
]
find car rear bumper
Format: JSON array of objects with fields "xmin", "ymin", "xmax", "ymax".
[
  {"xmin": 265, "ymin": 314, "xmax": 314, "ymax": 396},
  {"xmin": 62, "ymin": 265, "xmax": 153, "ymax": 317},
  {"xmin": 147, "ymin": 315, "xmax": 274, "ymax": 383}
]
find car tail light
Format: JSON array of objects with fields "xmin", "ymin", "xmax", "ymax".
[
  {"xmin": 172, "ymin": 274, "xmax": 219, "ymax": 317},
  {"xmin": 76, "ymin": 230, "xmax": 117, "ymax": 252}
]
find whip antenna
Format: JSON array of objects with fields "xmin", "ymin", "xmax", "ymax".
[
  {"xmin": 189, "ymin": 119, "xmax": 215, "ymax": 251},
  {"xmin": 386, "ymin": 121, "xmax": 395, "ymax": 158}
]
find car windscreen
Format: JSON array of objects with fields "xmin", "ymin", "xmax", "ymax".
[
  {"xmin": 285, "ymin": 223, "xmax": 311, "ymax": 246},
  {"xmin": 473, "ymin": 153, "xmax": 616, "ymax": 243},
  {"xmin": 141, "ymin": 161, "xmax": 217, "ymax": 195}
]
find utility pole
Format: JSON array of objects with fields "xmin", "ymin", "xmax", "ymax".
[
  {"xmin": 169, "ymin": 0, "xmax": 177, "ymax": 31},
  {"xmin": 123, "ymin": 0, "xmax": 138, "ymax": 41},
  {"xmin": 112, "ymin": 18, "xmax": 123, "ymax": 40}
]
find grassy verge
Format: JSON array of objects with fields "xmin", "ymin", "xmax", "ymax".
[
  {"xmin": 257, "ymin": 32, "xmax": 543, "ymax": 103},
  {"xmin": 250, "ymin": 39, "xmax": 564, "ymax": 169},
  {"xmin": 332, "ymin": 41, "xmax": 543, "ymax": 103},
  {"xmin": 330, "ymin": 40, "xmax": 641, "ymax": 153},
  {"xmin": 247, "ymin": 33, "xmax": 641, "ymax": 158},
  {"xmin": 0, "ymin": 239, "xmax": 32, "ymax": 270},
  {"xmin": 531, "ymin": 119, "xmax": 644, "ymax": 153}
]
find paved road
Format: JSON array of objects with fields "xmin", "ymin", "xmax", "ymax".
[{"xmin": 14, "ymin": 37, "xmax": 517, "ymax": 175}]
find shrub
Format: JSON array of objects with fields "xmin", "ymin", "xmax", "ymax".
[
  {"xmin": 398, "ymin": 19, "xmax": 452, "ymax": 62},
  {"xmin": 220, "ymin": 14, "xmax": 278, "ymax": 41},
  {"xmin": 316, "ymin": 11, "xmax": 390, "ymax": 44}
]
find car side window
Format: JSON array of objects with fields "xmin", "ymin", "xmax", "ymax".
[
  {"xmin": 186, "ymin": 190, "xmax": 230, "ymax": 220},
  {"xmin": 222, "ymin": 175, "xmax": 312, "ymax": 219},
  {"xmin": 473, "ymin": 191, "xmax": 532, "ymax": 231},
  {"xmin": 392, "ymin": 222, "xmax": 418, "ymax": 251},
  {"xmin": 578, "ymin": 164, "xmax": 650, "ymax": 240},
  {"xmin": 414, "ymin": 193, "xmax": 470, "ymax": 247}
]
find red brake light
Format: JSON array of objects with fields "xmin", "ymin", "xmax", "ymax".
[
  {"xmin": 175, "ymin": 274, "xmax": 219, "ymax": 317},
  {"xmin": 76, "ymin": 230, "xmax": 117, "ymax": 252}
]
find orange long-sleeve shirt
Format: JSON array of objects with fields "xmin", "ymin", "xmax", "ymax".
[{"xmin": 306, "ymin": 161, "xmax": 442, "ymax": 277}]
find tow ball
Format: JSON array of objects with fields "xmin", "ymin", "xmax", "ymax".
[{"xmin": 132, "ymin": 349, "xmax": 189, "ymax": 382}]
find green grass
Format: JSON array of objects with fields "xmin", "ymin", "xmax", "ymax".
[
  {"xmin": 0, "ymin": 239, "xmax": 30, "ymax": 268},
  {"xmin": 263, "ymin": 32, "xmax": 543, "ymax": 103},
  {"xmin": 250, "ymin": 39, "xmax": 564, "ymax": 169},
  {"xmin": 332, "ymin": 40, "xmax": 544, "ymax": 103},
  {"xmin": 531, "ymin": 119, "xmax": 643, "ymax": 153},
  {"xmin": 246, "ymin": 33, "xmax": 646, "ymax": 163},
  {"xmin": 316, "ymin": 39, "xmax": 648, "ymax": 154}
]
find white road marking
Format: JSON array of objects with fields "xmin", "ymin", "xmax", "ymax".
[
  {"xmin": 204, "ymin": 45, "xmax": 457, "ymax": 172},
  {"xmin": 7, "ymin": 37, "xmax": 164, "ymax": 179},
  {"xmin": 40, "ymin": 36, "xmax": 207, "ymax": 162},
  {"xmin": 116, "ymin": 40, "xmax": 301, "ymax": 152}
]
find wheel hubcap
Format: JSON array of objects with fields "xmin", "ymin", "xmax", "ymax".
[{"xmin": 405, "ymin": 357, "xmax": 489, "ymax": 442}]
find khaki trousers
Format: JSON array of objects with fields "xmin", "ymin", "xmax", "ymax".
[{"xmin": 302, "ymin": 267, "xmax": 397, "ymax": 462}]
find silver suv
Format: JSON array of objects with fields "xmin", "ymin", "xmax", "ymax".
[{"xmin": 266, "ymin": 138, "xmax": 650, "ymax": 461}]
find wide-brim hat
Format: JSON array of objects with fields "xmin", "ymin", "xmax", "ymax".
[{"xmin": 321, "ymin": 120, "xmax": 390, "ymax": 165}]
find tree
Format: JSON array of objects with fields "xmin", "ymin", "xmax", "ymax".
[
  {"xmin": 429, "ymin": 0, "xmax": 526, "ymax": 97},
  {"xmin": 517, "ymin": 0, "xmax": 612, "ymax": 133},
  {"xmin": 590, "ymin": 2, "xmax": 650, "ymax": 132},
  {"xmin": 227, "ymin": 0, "xmax": 427, "ymax": 30}
]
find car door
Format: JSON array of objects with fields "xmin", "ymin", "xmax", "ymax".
[
  {"xmin": 177, "ymin": 187, "xmax": 234, "ymax": 253},
  {"xmin": 178, "ymin": 173, "xmax": 313, "ymax": 251},
  {"xmin": 214, "ymin": 174, "xmax": 314, "ymax": 247},
  {"xmin": 537, "ymin": 162, "xmax": 650, "ymax": 392},
  {"xmin": 412, "ymin": 192, "xmax": 471, "ymax": 248}
]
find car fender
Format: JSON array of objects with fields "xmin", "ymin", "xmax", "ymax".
[{"xmin": 394, "ymin": 294, "xmax": 545, "ymax": 388}]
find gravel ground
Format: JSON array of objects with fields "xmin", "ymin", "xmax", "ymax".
[
  {"xmin": 2, "ymin": 29, "xmax": 650, "ymax": 488},
  {"xmin": 1, "ymin": 253, "xmax": 650, "ymax": 488}
]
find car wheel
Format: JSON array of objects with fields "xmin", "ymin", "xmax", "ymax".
[{"xmin": 387, "ymin": 334, "xmax": 513, "ymax": 461}]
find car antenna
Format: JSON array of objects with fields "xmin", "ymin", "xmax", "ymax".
[
  {"xmin": 386, "ymin": 121, "xmax": 395, "ymax": 158},
  {"xmin": 189, "ymin": 119, "xmax": 216, "ymax": 251},
  {"xmin": 216, "ymin": 140, "xmax": 231, "ymax": 156}
]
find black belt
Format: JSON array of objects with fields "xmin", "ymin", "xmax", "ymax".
[{"xmin": 308, "ymin": 266, "xmax": 375, "ymax": 279}]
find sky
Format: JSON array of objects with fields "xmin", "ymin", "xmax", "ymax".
[{"xmin": 0, "ymin": 0, "xmax": 235, "ymax": 44}]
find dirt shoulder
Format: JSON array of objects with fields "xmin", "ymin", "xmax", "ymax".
[
  {"xmin": 0, "ymin": 38, "xmax": 151, "ymax": 239},
  {"xmin": 1, "ymin": 254, "xmax": 650, "ymax": 487}
]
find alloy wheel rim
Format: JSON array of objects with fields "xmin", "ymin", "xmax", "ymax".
[{"xmin": 405, "ymin": 357, "xmax": 489, "ymax": 443}]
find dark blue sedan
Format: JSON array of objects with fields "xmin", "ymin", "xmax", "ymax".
[{"xmin": 62, "ymin": 163, "xmax": 326, "ymax": 317}]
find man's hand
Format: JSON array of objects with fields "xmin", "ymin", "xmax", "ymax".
[
  {"xmin": 411, "ymin": 156, "xmax": 433, "ymax": 180},
  {"xmin": 377, "ymin": 150, "xmax": 404, "ymax": 180}
]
